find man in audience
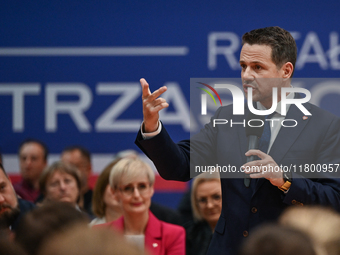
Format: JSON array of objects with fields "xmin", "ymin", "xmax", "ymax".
[
  {"xmin": 15, "ymin": 202, "xmax": 88, "ymax": 255},
  {"xmin": 14, "ymin": 139, "xmax": 48, "ymax": 202},
  {"xmin": 61, "ymin": 146, "xmax": 93, "ymax": 215},
  {"xmin": 0, "ymin": 162, "xmax": 35, "ymax": 232}
]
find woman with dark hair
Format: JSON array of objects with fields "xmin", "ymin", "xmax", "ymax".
[
  {"xmin": 90, "ymin": 158, "xmax": 122, "ymax": 226},
  {"xmin": 39, "ymin": 161, "xmax": 81, "ymax": 208}
]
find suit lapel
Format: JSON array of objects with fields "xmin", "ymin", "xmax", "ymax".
[
  {"xmin": 253, "ymin": 102, "xmax": 312, "ymax": 194},
  {"xmin": 238, "ymin": 106, "xmax": 251, "ymax": 165}
]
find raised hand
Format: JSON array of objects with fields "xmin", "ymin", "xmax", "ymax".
[{"xmin": 140, "ymin": 78, "xmax": 169, "ymax": 133}]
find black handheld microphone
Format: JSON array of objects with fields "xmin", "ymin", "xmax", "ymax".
[{"xmin": 244, "ymin": 112, "xmax": 265, "ymax": 187}]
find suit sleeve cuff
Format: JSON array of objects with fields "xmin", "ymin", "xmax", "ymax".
[{"xmin": 141, "ymin": 121, "xmax": 162, "ymax": 140}]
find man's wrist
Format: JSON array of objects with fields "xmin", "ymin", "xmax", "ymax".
[
  {"xmin": 278, "ymin": 172, "xmax": 292, "ymax": 192},
  {"xmin": 141, "ymin": 121, "xmax": 162, "ymax": 140},
  {"xmin": 143, "ymin": 121, "xmax": 159, "ymax": 133}
]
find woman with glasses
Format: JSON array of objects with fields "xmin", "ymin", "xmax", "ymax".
[
  {"xmin": 97, "ymin": 157, "xmax": 185, "ymax": 255},
  {"xmin": 39, "ymin": 161, "xmax": 82, "ymax": 208},
  {"xmin": 185, "ymin": 172, "xmax": 222, "ymax": 255}
]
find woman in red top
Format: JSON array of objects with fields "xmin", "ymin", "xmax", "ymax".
[{"xmin": 97, "ymin": 157, "xmax": 185, "ymax": 255}]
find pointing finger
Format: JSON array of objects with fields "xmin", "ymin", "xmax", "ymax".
[
  {"xmin": 140, "ymin": 78, "xmax": 151, "ymax": 98},
  {"xmin": 148, "ymin": 86, "xmax": 167, "ymax": 101}
]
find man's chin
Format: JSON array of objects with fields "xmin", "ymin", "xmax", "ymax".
[
  {"xmin": 0, "ymin": 206, "xmax": 20, "ymax": 228},
  {"xmin": 59, "ymin": 198, "xmax": 74, "ymax": 205}
]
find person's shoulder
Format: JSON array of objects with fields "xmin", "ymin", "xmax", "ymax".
[
  {"xmin": 18, "ymin": 198, "xmax": 35, "ymax": 211},
  {"xmin": 304, "ymin": 102, "xmax": 340, "ymax": 124},
  {"xmin": 89, "ymin": 217, "xmax": 106, "ymax": 227},
  {"xmin": 214, "ymin": 104, "xmax": 234, "ymax": 115}
]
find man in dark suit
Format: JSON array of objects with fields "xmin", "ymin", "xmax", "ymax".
[{"xmin": 135, "ymin": 26, "xmax": 340, "ymax": 254}]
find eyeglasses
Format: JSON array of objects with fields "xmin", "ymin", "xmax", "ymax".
[
  {"xmin": 196, "ymin": 194, "xmax": 222, "ymax": 206},
  {"xmin": 119, "ymin": 183, "xmax": 151, "ymax": 196}
]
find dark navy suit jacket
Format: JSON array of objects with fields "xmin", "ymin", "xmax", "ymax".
[{"xmin": 135, "ymin": 102, "xmax": 340, "ymax": 255}]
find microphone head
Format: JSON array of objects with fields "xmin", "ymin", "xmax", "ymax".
[{"xmin": 245, "ymin": 111, "xmax": 265, "ymax": 137}]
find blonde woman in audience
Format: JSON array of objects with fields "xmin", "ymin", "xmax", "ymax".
[
  {"xmin": 39, "ymin": 161, "xmax": 81, "ymax": 209},
  {"xmin": 97, "ymin": 157, "xmax": 185, "ymax": 255},
  {"xmin": 90, "ymin": 159, "xmax": 122, "ymax": 226},
  {"xmin": 279, "ymin": 206, "xmax": 340, "ymax": 255},
  {"xmin": 185, "ymin": 172, "xmax": 222, "ymax": 255}
]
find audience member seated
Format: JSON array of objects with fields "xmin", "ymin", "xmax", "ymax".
[
  {"xmin": 38, "ymin": 161, "xmax": 82, "ymax": 210},
  {"xmin": 61, "ymin": 145, "xmax": 94, "ymax": 216},
  {"xmin": 279, "ymin": 206, "xmax": 340, "ymax": 255},
  {"xmin": 15, "ymin": 202, "xmax": 89, "ymax": 255},
  {"xmin": 117, "ymin": 150, "xmax": 183, "ymax": 225},
  {"xmin": 14, "ymin": 139, "xmax": 48, "ymax": 202},
  {"xmin": 92, "ymin": 150, "xmax": 182, "ymax": 226},
  {"xmin": 38, "ymin": 223, "xmax": 144, "ymax": 255},
  {"xmin": 96, "ymin": 157, "xmax": 185, "ymax": 255},
  {"xmin": 184, "ymin": 172, "xmax": 222, "ymax": 255},
  {"xmin": 90, "ymin": 158, "xmax": 122, "ymax": 226},
  {"xmin": 238, "ymin": 224, "xmax": 316, "ymax": 255},
  {"xmin": 0, "ymin": 162, "xmax": 35, "ymax": 233}
]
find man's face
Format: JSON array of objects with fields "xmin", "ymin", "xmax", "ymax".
[
  {"xmin": 0, "ymin": 169, "xmax": 20, "ymax": 228},
  {"xmin": 45, "ymin": 170, "xmax": 80, "ymax": 206},
  {"xmin": 240, "ymin": 43, "xmax": 289, "ymax": 109},
  {"xmin": 61, "ymin": 150, "xmax": 91, "ymax": 192},
  {"xmin": 19, "ymin": 142, "xmax": 47, "ymax": 183}
]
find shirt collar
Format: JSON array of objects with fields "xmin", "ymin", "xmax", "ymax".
[{"xmin": 256, "ymin": 91, "xmax": 295, "ymax": 115}]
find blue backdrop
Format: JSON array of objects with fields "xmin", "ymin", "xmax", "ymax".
[{"xmin": 1, "ymin": 1, "xmax": 340, "ymax": 207}]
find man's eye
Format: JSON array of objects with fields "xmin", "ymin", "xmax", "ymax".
[
  {"xmin": 50, "ymin": 182, "xmax": 59, "ymax": 187},
  {"xmin": 255, "ymin": 65, "xmax": 262, "ymax": 70}
]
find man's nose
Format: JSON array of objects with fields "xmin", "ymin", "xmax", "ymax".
[
  {"xmin": 24, "ymin": 157, "xmax": 32, "ymax": 165},
  {"xmin": 59, "ymin": 181, "xmax": 66, "ymax": 190},
  {"xmin": 0, "ymin": 194, "xmax": 5, "ymax": 203},
  {"xmin": 242, "ymin": 67, "xmax": 255, "ymax": 82}
]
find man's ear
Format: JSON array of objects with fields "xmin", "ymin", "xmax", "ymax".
[{"xmin": 281, "ymin": 62, "xmax": 294, "ymax": 79}]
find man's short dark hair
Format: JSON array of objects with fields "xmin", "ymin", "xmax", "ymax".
[
  {"xmin": 18, "ymin": 139, "xmax": 49, "ymax": 161},
  {"xmin": 0, "ymin": 162, "xmax": 8, "ymax": 178},
  {"xmin": 15, "ymin": 202, "xmax": 88, "ymax": 255},
  {"xmin": 62, "ymin": 145, "xmax": 91, "ymax": 163},
  {"xmin": 242, "ymin": 26, "xmax": 297, "ymax": 77}
]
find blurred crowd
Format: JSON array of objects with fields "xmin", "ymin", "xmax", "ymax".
[{"xmin": 0, "ymin": 139, "xmax": 339, "ymax": 255}]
